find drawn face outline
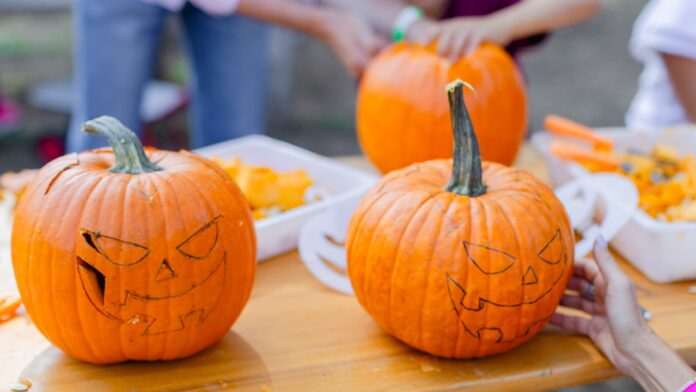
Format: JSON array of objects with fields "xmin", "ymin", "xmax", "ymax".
[
  {"xmin": 75, "ymin": 215, "xmax": 227, "ymax": 323},
  {"xmin": 446, "ymin": 229, "xmax": 569, "ymax": 343}
]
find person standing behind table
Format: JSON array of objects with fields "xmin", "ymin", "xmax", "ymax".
[
  {"xmin": 320, "ymin": 0, "xmax": 600, "ymax": 61},
  {"xmin": 67, "ymin": 0, "xmax": 384, "ymax": 153},
  {"xmin": 626, "ymin": 0, "xmax": 696, "ymax": 130}
]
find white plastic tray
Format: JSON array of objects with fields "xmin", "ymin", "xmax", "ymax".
[
  {"xmin": 195, "ymin": 135, "xmax": 378, "ymax": 261},
  {"xmin": 532, "ymin": 126, "xmax": 696, "ymax": 283}
]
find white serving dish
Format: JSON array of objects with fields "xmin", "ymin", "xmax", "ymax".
[
  {"xmin": 195, "ymin": 135, "xmax": 378, "ymax": 261},
  {"xmin": 532, "ymin": 126, "xmax": 696, "ymax": 283}
]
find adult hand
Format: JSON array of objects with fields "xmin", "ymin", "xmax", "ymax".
[
  {"xmin": 432, "ymin": 16, "xmax": 513, "ymax": 61},
  {"xmin": 320, "ymin": 10, "xmax": 386, "ymax": 78},
  {"xmin": 552, "ymin": 237, "xmax": 696, "ymax": 391}
]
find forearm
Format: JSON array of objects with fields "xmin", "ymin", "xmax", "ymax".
[
  {"xmin": 408, "ymin": 0, "xmax": 448, "ymax": 19},
  {"xmin": 491, "ymin": 0, "xmax": 600, "ymax": 42},
  {"xmin": 626, "ymin": 332, "xmax": 695, "ymax": 392},
  {"xmin": 662, "ymin": 53, "xmax": 696, "ymax": 123},
  {"xmin": 317, "ymin": 0, "xmax": 405, "ymax": 35},
  {"xmin": 236, "ymin": 0, "xmax": 331, "ymax": 39}
]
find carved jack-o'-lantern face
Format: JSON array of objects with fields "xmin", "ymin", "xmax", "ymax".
[
  {"xmin": 76, "ymin": 215, "xmax": 228, "ymax": 336},
  {"xmin": 446, "ymin": 229, "xmax": 569, "ymax": 343},
  {"xmin": 11, "ymin": 117, "xmax": 256, "ymax": 364}
]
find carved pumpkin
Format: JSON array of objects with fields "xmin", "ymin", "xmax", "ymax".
[
  {"xmin": 347, "ymin": 81, "xmax": 572, "ymax": 358},
  {"xmin": 357, "ymin": 43, "xmax": 527, "ymax": 173},
  {"xmin": 11, "ymin": 117, "xmax": 256, "ymax": 364}
]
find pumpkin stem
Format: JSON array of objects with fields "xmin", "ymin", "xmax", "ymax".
[
  {"xmin": 444, "ymin": 79, "xmax": 486, "ymax": 197},
  {"xmin": 82, "ymin": 116, "xmax": 162, "ymax": 174}
]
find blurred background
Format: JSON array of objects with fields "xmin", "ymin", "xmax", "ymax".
[{"xmin": 0, "ymin": 0, "xmax": 645, "ymax": 172}]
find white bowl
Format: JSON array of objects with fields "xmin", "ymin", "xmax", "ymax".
[
  {"xmin": 532, "ymin": 126, "xmax": 696, "ymax": 283},
  {"xmin": 195, "ymin": 135, "xmax": 378, "ymax": 261}
]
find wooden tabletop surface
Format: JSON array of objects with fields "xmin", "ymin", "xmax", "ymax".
[{"xmin": 1, "ymin": 146, "xmax": 695, "ymax": 391}]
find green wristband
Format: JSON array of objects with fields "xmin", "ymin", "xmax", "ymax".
[{"xmin": 392, "ymin": 6, "xmax": 424, "ymax": 42}]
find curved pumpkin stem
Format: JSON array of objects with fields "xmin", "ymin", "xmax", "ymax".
[
  {"xmin": 444, "ymin": 79, "xmax": 486, "ymax": 197},
  {"xmin": 82, "ymin": 116, "xmax": 162, "ymax": 174}
]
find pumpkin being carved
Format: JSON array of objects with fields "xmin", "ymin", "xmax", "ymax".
[
  {"xmin": 357, "ymin": 43, "xmax": 527, "ymax": 173},
  {"xmin": 12, "ymin": 117, "xmax": 256, "ymax": 364},
  {"xmin": 347, "ymin": 81, "xmax": 573, "ymax": 358}
]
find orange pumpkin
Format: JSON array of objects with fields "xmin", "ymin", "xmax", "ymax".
[
  {"xmin": 357, "ymin": 43, "xmax": 527, "ymax": 173},
  {"xmin": 11, "ymin": 117, "xmax": 256, "ymax": 364},
  {"xmin": 347, "ymin": 80, "xmax": 572, "ymax": 358}
]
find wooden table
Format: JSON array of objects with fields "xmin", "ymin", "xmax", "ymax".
[{"xmin": 1, "ymin": 146, "xmax": 696, "ymax": 391}]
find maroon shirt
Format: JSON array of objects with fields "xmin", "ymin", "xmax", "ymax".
[{"xmin": 443, "ymin": 0, "xmax": 546, "ymax": 59}]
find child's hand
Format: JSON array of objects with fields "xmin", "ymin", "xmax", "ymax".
[
  {"xmin": 433, "ymin": 16, "xmax": 513, "ymax": 61},
  {"xmin": 320, "ymin": 10, "xmax": 387, "ymax": 78}
]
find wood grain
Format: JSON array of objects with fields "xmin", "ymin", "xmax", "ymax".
[{"xmin": 1, "ymin": 146, "xmax": 694, "ymax": 391}]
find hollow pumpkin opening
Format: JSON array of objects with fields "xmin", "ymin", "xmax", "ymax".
[{"xmin": 77, "ymin": 257, "xmax": 106, "ymax": 306}]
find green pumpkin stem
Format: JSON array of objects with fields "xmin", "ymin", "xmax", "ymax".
[
  {"xmin": 444, "ymin": 79, "xmax": 486, "ymax": 197},
  {"xmin": 82, "ymin": 116, "xmax": 162, "ymax": 174}
]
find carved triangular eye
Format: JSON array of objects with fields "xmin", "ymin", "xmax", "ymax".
[
  {"xmin": 80, "ymin": 229, "xmax": 149, "ymax": 266},
  {"xmin": 177, "ymin": 216, "xmax": 220, "ymax": 260},
  {"xmin": 463, "ymin": 241, "xmax": 517, "ymax": 275}
]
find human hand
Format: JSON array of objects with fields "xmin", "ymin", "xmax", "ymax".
[
  {"xmin": 552, "ymin": 237, "xmax": 696, "ymax": 391},
  {"xmin": 551, "ymin": 236, "xmax": 650, "ymax": 374},
  {"xmin": 432, "ymin": 16, "xmax": 514, "ymax": 61},
  {"xmin": 406, "ymin": 18, "xmax": 439, "ymax": 45},
  {"xmin": 319, "ymin": 10, "xmax": 387, "ymax": 78}
]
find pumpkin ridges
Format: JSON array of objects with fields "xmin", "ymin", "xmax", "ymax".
[
  {"xmin": 347, "ymin": 186, "xmax": 405, "ymax": 301},
  {"xmin": 452, "ymin": 194, "xmax": 473, "ymax": 356},
  {"xmin": 386, "ymin": 192, "xmax": 445, "ymax": 342},
  {"xmin": 57, "ymin": 167, "xmax": 109, "ymax": 362},
  {"xmin": 12, "ymin": 162, "xmax": 63, "ymax": 345},
  {"xmin": 138, "ymin": 174, "xmax": 168, "ymax": 361},
  {"xmin": 493, "ymin": 191, "xmax": 567, "ymax": 344},
  {"xmin": 167, "ymin": 165, "xmax": 255, "ymax": 359},
  {"xmin": 468, "ymin": 196, "xmax": 488, "ymax": 358},
  {"xmin": 486, "ymin": 197, "xmax": 525, "ymax": 347},
  {"xmin": 359, "ymin": 190, "xmax": 420, "ymax": 326},
  {"xmin": 108, "ymin": 174, "xmax": 138, "ymax": 362},
  {"xmin": 165, "ymin": 170, "xmax": 219, "ymax": 359},
  {"xmin": 414, "ymin": 195, "xmax": 456, "ymax": 353},
  {"xmin": 59, "ymin": 169, "xmax": 114, "ymax": 362},
  {"xmin": 47, "ymin": 170, "xmax": 111, "ymax": 360},
  {"xmin": 96, "ymin": 173, "xmax": 135, "ymax": 363}
]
